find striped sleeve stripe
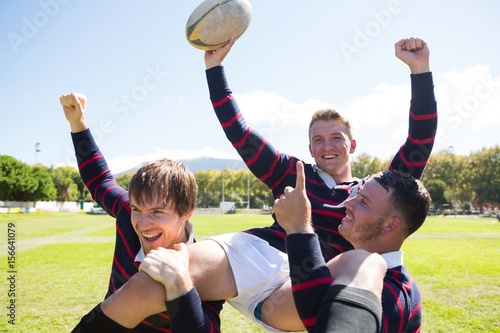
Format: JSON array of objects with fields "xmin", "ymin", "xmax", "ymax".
[
  {"xmin": 78, "ymin": 153, "xmax": 103, "ymax": 170},
  {"xmin": 269, "ymin": 228, "xmax": 286, "ymax": 239},
  {"xmin": 156, "ymin": 312, "xmax": 170, "ymax": 320},
  {"xmin": 312, "ymin": 224, "xmax": 342, "ymax": 235},
  {"xmin": 212, "ymin": 94, "xmax": 234, "ymax": 108},
  {"xmin": 292, "ymin": 277, "xmax": 333, "ymax": 292},
  {"xmin": 259, "ymin": 152, "xmax": 281, "ymax": 185},
  {"xmin": 119, "ymin": 199, "xmax": 130, "ymax": 215},
  {"xmin": 244, "ymin": 228, "xmax": 286, "ymax": 240},
  {"xmin": 101, "ymin": 185, "xmax": 122, "ymax": 215},
  {"xmin": 382, "ymin": 310, "xmax": 389, "ymax": 333},
  {"xmin": 86, "ymin": 170, "xmax": 109, "ymax": 189},
  {"xmin": 232, "ymin": 127, "xmax": 251, "ymax": 148},
  {"xmin": 307, "ymin": 190, "xmax": 344, "ymax": 206},
  {"xmin": 222, "ymin": 111, "xmax": 243, "ymax": 129},
  {"xmin": 327, "ymin": 243, "xmax": 348, "ymax": 254},
  {"xmin": 403, "ymin": 276, "xmax": 414, "ymax": 291},
  {"xmin": 140, "ymin": 320, "xmax": 170, "ymax": 332},
  {"xmin": 245, "ymin": 139, "xmax": 267, "ymax": 166},
  {"xmin": 267, "ymin": 153, "xmax": 290, "ymax": 190},
  {"xmin": 111, "ymin": 192, "xmax": 127, "ymax": 216},
  {"xmin": 203, "ymin": 301, "xmax": 223, "ymax": 315},
  {"xmin": 116, "ymin": 224, "xmax": 136, "ymax": 260},
  {"xmin": 312, "ymin": 208, "xmax": 346, "ymax": 219},
  {"xmin": 102, "ymin": 184, "xmax": 120, "ymax": 199},
  {"xmin": 410, "ymin": 300, "xmax": 422, "ymax": 317},
  {"xmin": 384, "ymin": 281, "xmax": 405, "ymax": 333},
  {"xmin": 397, "ymin": 147, "xmax": 428, "ymax": 167},
  {"xmin": 408, "ymin": 132, "xmax": 435, "ymax": 144},
  {"xmin": 202, "ymin": 303, "xmax": 222, "ymax": 333},
  {"xmin": 301, "ymin": 316, "xmax": 317, "ymax": 328},
  {"xmin": 112, "ymin": 255, "xmax": 130, "ymax": 280},
  {"xmin": 410, "ymin": 110, "xmax": 437, "ymax": 120}
]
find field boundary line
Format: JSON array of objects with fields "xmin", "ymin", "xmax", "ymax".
[{"xmin": 16, "ymin": 224, "xmax": 114, "ymax": 253}]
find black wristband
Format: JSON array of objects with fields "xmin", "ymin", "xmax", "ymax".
[{"xmin": 71, "ymin": 303, "xmax": 133, "ymax": 333}]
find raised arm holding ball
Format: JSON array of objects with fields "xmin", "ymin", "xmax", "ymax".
[{"xmin": 201, "ymin": 35, "xmax": 436, "ymax": 332}]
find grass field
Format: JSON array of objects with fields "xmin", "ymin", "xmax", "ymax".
[{"xmin": 0, "ymin": 212, "xmax": 499, "ymax": 332}]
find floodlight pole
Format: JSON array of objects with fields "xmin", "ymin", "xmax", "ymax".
[
  {"xmin": 35, "ymin": 142, "xmax": 41, "ymax": 164},
  {"xmin": 222, "ymin": 170, "xmax": 225, "ymax": 203},
  {"xmin": 247, "ymin": 172, "xmax": 250, "ymax": 209},
  {"xmin": 449, "ymin": 146, "xmax": 456, "ymax": 216}
]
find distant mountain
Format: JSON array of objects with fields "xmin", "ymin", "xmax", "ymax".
[
  {"xmin": 116, "ymin": 157, "xmax": 247, "ymax": 176},
  {"xmin": 179, "ymin": 157, "xmax": 248, "ymax": 173}
]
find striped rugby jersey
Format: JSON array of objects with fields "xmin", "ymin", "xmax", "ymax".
[
  {"xmin": 71, "ymin": 130, "xmax": 223, "ymax": 332},
  {"xmin": 206, "ymin": 66, "xmax": 436, "ymax": 332}
]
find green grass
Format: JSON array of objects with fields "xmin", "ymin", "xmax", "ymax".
[
  {"xmin": 0, "ymin": 213, "xmax": 499, "ymax": 332},
  {"xmin": 403, "ymin": 216, "xmax": 500, "ymax": 333}
]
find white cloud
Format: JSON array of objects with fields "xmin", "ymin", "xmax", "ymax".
[
  {"xmin": 235, "ymin": 91, "xmax": 332, "ymax": 128},
  {"xmin": 434, "ymin": 65, "xmax": 500, "ymax": 154}
]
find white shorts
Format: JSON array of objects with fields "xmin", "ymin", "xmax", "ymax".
[{"xmin": 206, "ymin": 232, "xmax": 291, "ymax": 332}]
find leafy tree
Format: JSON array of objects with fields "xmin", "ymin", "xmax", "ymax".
[
  {"xmin": 0, "ymin": 155, "xmax": 38, "ymax": 200},
  {"xmin": 447, "ymin": 154, "xmax": 471, "ymax": 206},
  {"xmin": 351, "ymin": 153, "xmax": 385, "ymax": 178},
  {"xmin": 70, "ymin": 168, "xmax": 91, "ymax": 202},
  {"xmin": 49, "ymin": 166, "xmax": 80, "ymax": 202},
  {"xmin": 194, "ymin": 169, "xmax": 273, "ymax": 209},
  {"xmin": 422, "ymin": 149, "xmax": 459, "ymax": 207},
  {"xmin": 115, "ymin": 172, "xmax": 134, "ymax": 192},
  {"xmin": 226, "ymin": 169, "xmax": 247, "ymax": 208},
  {"xmin": 31, "ymin": 165, "xmax": 57, "ymax": 201},
  {"xmin": 195, "ymin": 169, "xmax": 222, "ymax": 208},
  {"xmin": 468, "ymin": 145, "xmax": 500, "ymax": 209},
  {"xmin": 424, "ymin": 179, "xmax": 447, "ymax": 210},
  {"xmin": 250, "ymin": 174, "xmax": 274, "ymax": 209}
]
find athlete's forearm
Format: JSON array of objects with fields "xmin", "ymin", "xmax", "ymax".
[
  {"xmin": 101, "ymin": 272, "xmax": 167, "ymax": 328},
  {"xmin": 286, "ymin": 233, "xmax": 333, "ymax": 332}
]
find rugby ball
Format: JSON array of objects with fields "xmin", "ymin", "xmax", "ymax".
[{"xmin": 186, "ymin": 0, "xmax": 252, "ymax": 51}]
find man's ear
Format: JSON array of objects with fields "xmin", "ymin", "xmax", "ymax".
[
  {"xmin": 350, "ymin": 139, "xmax": 357, "ymax": 154},
  {"xmin": 383, "ymin": 216, "xmax": 401, "ymax": 234},
  {"xmin": 184, "ymin": 210, "xmax": 195, "ymax": 222},
  {"xmin": 309, "ymin": 144, "xmax": 313, "ymax": 157}
]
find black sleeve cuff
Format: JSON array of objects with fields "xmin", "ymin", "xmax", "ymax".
[
  {"xmin": 286, "ymin": 233, "xmax": 327, "ymax": 269},
  {"xmin": 410, "ymin": 72, "xmax": 436, "ymax": 106},
  {"xmin": 71, "ymin": 128, "xmax": 99, "ymax": 160},
  {"xmin": 167, "ymin": 288, "xmax": 206, "ymax": 333},
  {"xmin": 71, "ymin": 303, "xmax": 132, "ymax": 333}
]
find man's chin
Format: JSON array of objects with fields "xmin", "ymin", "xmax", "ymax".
[{"xmin": 338, "ymin": 224, "xmax": 349, "ymax": 237}]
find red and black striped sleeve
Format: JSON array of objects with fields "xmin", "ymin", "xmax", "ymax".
[
  {"xmin": 389, "ymin": 72, "xmax": 438, "ymax": 179},
  {"xmin": 381, "ymin": 268, "xmax": 422, "ymax": 333},
  {"xmin": 206, "ymin": 66, "xmax": 294, "ymax": 191},
  {"xmin": 71, "ymin": 129, "xmax": 140, "ymax": 299},
  {"xmin": 286, "ymin": 233, "xmax": 333, "ymax": 332}
]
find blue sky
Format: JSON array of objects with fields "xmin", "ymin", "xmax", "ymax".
[{"xmin": 1, "ymin": 0, "xmax": 499, "ymax": 173}]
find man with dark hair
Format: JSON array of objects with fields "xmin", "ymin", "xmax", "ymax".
[{"xmin": 274, "ymin": 161, "xmax": 432, "ymax": 332}]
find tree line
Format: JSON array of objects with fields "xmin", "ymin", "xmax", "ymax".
[{"xmin": 1, "ymin": 145, "xmax": 498, "ymax": 212}]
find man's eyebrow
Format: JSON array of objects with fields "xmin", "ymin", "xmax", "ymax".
[
  {"xmin": 129, "ymin": 203, "xmax": 167, "ymax": 210},
  {"xmin": 358, "ymin": 189, "xmax": 373, "ymax": 204},
  {"xmin": 312, "ymin": 131, "xmax": 344, "ymax": 138}
]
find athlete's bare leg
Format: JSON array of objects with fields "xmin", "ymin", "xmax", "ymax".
[{"xmin": 261, "ymin": 250, "xmax": 386, "ymax": 331}]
